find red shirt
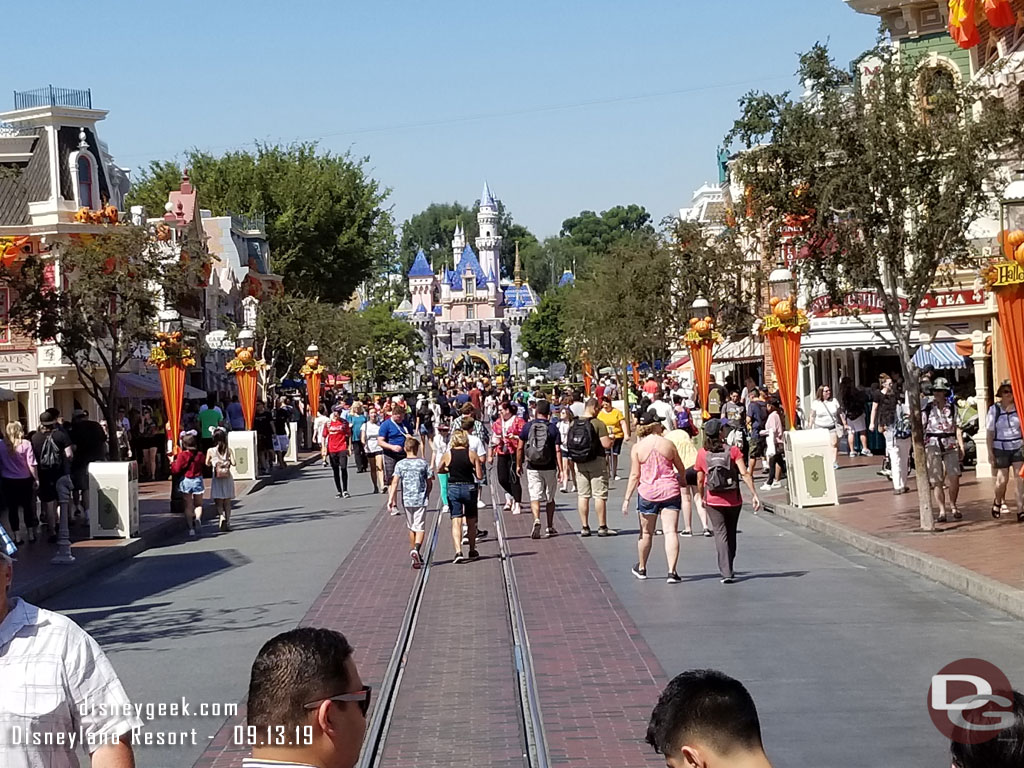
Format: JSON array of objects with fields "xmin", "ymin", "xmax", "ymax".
[
  {"xmin": 469, "ymin": 388, "xmax": 482, "ymax": 412},
  {"xmin": 492, "ymin": 415, "xmax": 526, "ymax": 455},
  {"xmin": 171, "ymin": 449, "xmax": 206, "ymax": 478},
  {"xmin": 595, "ymin": 385, "xmax": 606, "ymax": 402},
  {"xmin": 695, "ymin": 446, "xmax": 743, "ymax": 507},
  {"xmin": 323, "ymin": 419, "xmax": 351, "ymax": 453},
  {"xmin": 643, "ymin": 380, "xmax": 660, "ymax": 396}
]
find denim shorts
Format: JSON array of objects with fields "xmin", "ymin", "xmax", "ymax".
[
  {"xmin": 447, "ymin": 482, "xmax": 478, "ymax": 519},
  {"xmin": 180, "ymin": 476, "xmax": 205, "ymax": 495},
  {"xmin": 637, "ymin": 495, "xmax": 681, "ymax": 516}
]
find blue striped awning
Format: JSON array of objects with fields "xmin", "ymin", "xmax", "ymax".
[{"xmin": 912, "ymin": 342, "xmax": 968, "ymax": 370}]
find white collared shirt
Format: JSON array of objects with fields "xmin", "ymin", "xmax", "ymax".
[{"xmin": 0, "ymin": 598, "xmax": 143, "ymax": 768}]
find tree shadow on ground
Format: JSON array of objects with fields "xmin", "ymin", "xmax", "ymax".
[{"xmin": 684, "ymin": 570, "xmax": 808, "ymax": 583}]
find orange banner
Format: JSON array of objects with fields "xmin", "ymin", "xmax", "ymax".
[
  {"xmin": 996, "ymin": 288, "xmax": 1024, "ymax": 428},
  {"xmin": 236, "ymin": 369, "xmax": 258, "ymax": 430},
  {"xmin": 306, "ymin": 372, "xmax": 322, "ymax": 419},
  {"xmin": 159, "ymin": 364, "xmax": 186, "ymax": 454},
  {"xmin": 766, "ymin": 330, "xmax": 801, "ymax": 430},
  {"xmin": 688, "ymin": 339, "xmax": 714, "ymax": 419},
  {"xmin": 631, "ymin": 362, "xmax": 640, "ymax": 390},
  {"xmin": 583, "ymin": 360, "xmax": 594, "ymax": 397}
]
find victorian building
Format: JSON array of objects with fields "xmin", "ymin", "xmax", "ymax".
[{"xmin": 396, "ymin": 182, "xmax": 538, "ymax": 378}]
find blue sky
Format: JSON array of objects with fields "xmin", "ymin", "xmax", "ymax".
[{"xmin": 6, "ymin": 1, "xmax": 878, "ymax": 237}]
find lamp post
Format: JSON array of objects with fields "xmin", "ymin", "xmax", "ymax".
[
  {"xmin": 761, "ymin": 261, "xmax": 807, "ymax": 429},
  {"xmin": 686, "ymin": 297, "xmax": 718, "ymax": 419},
  {"xmin": 768, "ymin": 263, "xmax": 796, "ymax": 302}
]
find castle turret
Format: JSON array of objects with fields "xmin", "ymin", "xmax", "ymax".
[{"xmin": 476, "ymin": 181, "xmax": 502, "ymax": 282}]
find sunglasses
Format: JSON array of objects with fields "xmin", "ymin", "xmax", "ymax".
[{"xmin": 304, "ymin": 685, "xmax": 372, "ymax": 716}]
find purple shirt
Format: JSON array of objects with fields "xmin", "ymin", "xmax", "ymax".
[{"xmin": 0, "ymin": 439, "xmax": 36, "ymax": 480}]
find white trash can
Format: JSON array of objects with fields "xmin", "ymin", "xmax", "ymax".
[
  {"xmin": 286, "ymin": 422, "xmax": 298, "ymax": 464},
  {"xmin": 784, "ymin": 428, "xmax": 838, "ymax": 507},
  {"xmin": 228, "ymin": 430, "xmax": 257, "ymax": 481},
  {"xmin": 88, "ymin": 461, "xmax": 140, "ymax": 538}
]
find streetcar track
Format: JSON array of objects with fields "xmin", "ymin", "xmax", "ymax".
[{"xmin": 356, "ymin": 463, "xmax": 549, "ymax": 768}]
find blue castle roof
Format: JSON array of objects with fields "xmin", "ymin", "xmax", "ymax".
[
  {"xmin": 558, "ymin": 269, "xmax": 575, "ymax": 287},
  {"xmin": 503, "ymin": 285, "xmax": 537, "ymax": 309},
  {"xmin": 481, "ymin": 181, "xmax": 496, "ymax": 209},
  {"xmin": 449, "ymin": 244, "xmax": 487, "ymax": 290},
  {"xmin": 408, "ymin": 248, "xmax": 434, "ymax": 278}
]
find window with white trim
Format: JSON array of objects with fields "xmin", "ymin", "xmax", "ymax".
[{"xmin": 77, "ymin": 155, "xmax": 94, "ymax": 209}]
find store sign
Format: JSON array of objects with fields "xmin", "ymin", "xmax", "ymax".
[
  {"xmin": 809, "ymin": 288, "xmax": 987, "ymax": 317},
  {"xmin": 0, "ymin": 352, "xmax": 36, "ymax": 377},
  {"xmin": 991, "ymin": 261, "xmax": 1024, "ymax": 287}
]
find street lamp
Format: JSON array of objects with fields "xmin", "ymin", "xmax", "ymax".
[
  {"xmin": 158, "ymin": 309, "xmax": 182, "ymax": 334},
  {"xmin": 690, "ymin": 296, "xmax": 711, "ymax": 322},
  {"xmin": 768, "ymin": 262, "xmax": 796, "ymax": 302},
  {"xmin": 238, "ymin": 328, "xmax": 255, "ymax": 348},
  {"xmin": 306, "ymin": 342, "xmax": 319, "ymax": 357},
  {"xmin": 1000, "ymin": 171, "xmax": 1024, "ymax": 250}
]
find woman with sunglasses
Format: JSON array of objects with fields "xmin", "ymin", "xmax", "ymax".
[
  {"xmin": 986, "ymin": 382, "xmax": 1023, "ymax": 521},
  {"xmin": 810, "ymin": 385, "xmax": 844, "ymax": 469}
]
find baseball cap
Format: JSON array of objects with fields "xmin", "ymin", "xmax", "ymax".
[
  {"xmin": 638, "ymin": 409, "xmax": 662, "ymax": 426},
  {"xmin": 932, "ymin": 377, "xmax": 951, "ymax": 392},
  {"xmin": 703, "ymin": 418, "xmax": 723, "ymax": 437}
]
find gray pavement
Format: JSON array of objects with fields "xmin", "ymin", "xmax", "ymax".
[
  {"xmin": 564, "ymin": 460, "xmax": 1024, "ymax": 768},
  {"xmin": 41, "ymin": 460, "xmax": 385, "ymax": 768}
]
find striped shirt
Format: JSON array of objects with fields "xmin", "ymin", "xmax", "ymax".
[{"xmin": 0, "ymin": 598, "xmax": 143, "ymax": 768}]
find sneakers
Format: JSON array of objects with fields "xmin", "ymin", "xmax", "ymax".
[
  {"xmin": 860, "ymin": 448, "xmax": 873, "ymax": 457},
  {"xmin": 703, "ymin": 529, "xmax": 713, "ymax": 537},
  {"xmin": 580, "ymin": 526, "xmax": 592, "ymax": 538},
  {"xmin": 476, "ymin": 529, "xmax": 489, "ymax": 541},
  {"xmin": 597, "ymin": 526, "xmax": 617, "ymax": 537},
  {"xmin": 337, "ymin": 492, "xmax": 344, "ymax": 499},
  {"xmin": 343, "ymin": 491, "xmax": 351, "ymax": 498},
  {"xmin": 720, "ymin": 576, "xmax": 735, "ymax": 584},
  {"xmin": 614, "ymin": 474, "xmax": 623, "ymax": 481},
  {"xmin": 410, "ymin": 549, "xmax": 422, "ymax": 569},
  {"xmin": 679, "ymin": 530, "xmax": 693, "ymax": 538},
  {"xmin": 849, "ymin": 451, "xmax": 858, "ymax": 458},
  {"xmin": 390, "ymin": 507, "xmax": 401, "ymax": 516},
  {"xmin": 187, "ymin": 528, "xmax": 195, "ymax": 538},
  {"xmin": 468, "ymin": 549, "xmax": 480, "ymax": 561},
  {"xmin": 759, "ymin": 482, "xmax": 775, "ymax": 491},
  {"xmin": 531, "ymin": 521, "xmax": 542, "ymax": 539},
  {"xmin": 666, "ymin": 572, "xmax": 682, "ymax": 584},
  {"xmin": 655, "ymin": 529, "xmax": 663, "ymax": 536},
  {"xmin": 511, "ymin": 502, "xmax": 522, "ymax": 515},
  {"xmin": 453, "ymin": 553, "xmax": 467, "ymax": 564},
  {"xmin": 631, "ymin": 563, "xmax": 647, "ymax": 580},
  {"xmin": 544, "ymin": 527, "xmax": 558, "ymax": 538}
]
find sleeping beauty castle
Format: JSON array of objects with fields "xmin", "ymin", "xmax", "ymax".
[{"xmin": 396, "ymin": 182, "xmax": 543, "ymax": 379}]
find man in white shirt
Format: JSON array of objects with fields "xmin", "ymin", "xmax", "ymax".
[
  {"xmin": 648, "ymin": 391, "xmax": 676, "ymax": 433},
  {"xmin": 0, "ymin": 551, "xmax": 142, "ymax": 768}
]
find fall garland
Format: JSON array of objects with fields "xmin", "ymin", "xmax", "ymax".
[
  {"xmin": 684, "ymin": 314, "xmax": 723, "ymax": 344},
  {"xmin": 299, "ymin": 354, "xmax": 326, "ymax": 376},
  {"xmin": 757, "ymin": 296, "xmax": 810, "ymax": 335},
  {"xmin": 226, "ymin": 346, "xmax": 267, "ymax": 373},
  {"xmin": 147, "ymin": 331, "xmax": 196, "ymax": 369}
]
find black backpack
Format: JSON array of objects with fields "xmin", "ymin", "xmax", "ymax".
[
  {"xmin": 566, "ymin": 418, "xmax": 599, "ymax": 463},
  {"xmin": 39, "ymin": 433, "xmax": 64, "ymax": 470},
  {"xmin": 705, "ymin": 448, "xmax": 738, "ymax": 493},
  {"xmin": 524, "ymin": 421, "xmax": 554, "ymax": 466}
]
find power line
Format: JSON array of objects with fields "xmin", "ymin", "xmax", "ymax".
[{"xmin": 116, "ymin": 73, "xmax": 794, "ymax": 164}]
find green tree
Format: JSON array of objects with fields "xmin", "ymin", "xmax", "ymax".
[
  {"xmin": 726, "ymin": 43, "xmax": 1024, "ymax": 531},
  {"xmin": 128, "ymin": 143, "xmax": 394, "ymax": 304},
  {"xmin": 520, "ymin": 287, "xmax": 569, "ymax": 363},
  {"xmin": 5, "ymin": 227, "xmax": 208, "ymax": 459},
  {"xmin": 520, "ymin": 236, "xmax": 591, "ymax": 294},
  {"xmin": 560, "ymin": 205, "xmax": 654, "ymax": 254}
]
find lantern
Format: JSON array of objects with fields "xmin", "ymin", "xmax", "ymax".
[{"xmin": 768, "ymin": 263, "xmax": 796, "ymax": 303}]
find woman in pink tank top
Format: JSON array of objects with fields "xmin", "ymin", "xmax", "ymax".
[{"xmin": 621, "ymin": 410, "xmax": 687, "ymax": 583}]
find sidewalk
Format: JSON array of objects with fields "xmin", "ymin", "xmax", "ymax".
[
  {"xmin": 760, "ymin": 452, "xmax": 1024, "ymax": 619},
  {"xmin": 9, "ymin": 453, "xmax": 318, "ymax": 604}
]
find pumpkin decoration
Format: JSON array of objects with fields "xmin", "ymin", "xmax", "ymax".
[
  {"xmin": 1016, "ymin": 243, "xmax": 1024, "ymax": 266},
  {"xmin": 226, "ymin": 345, "xmax": 265, "ymax": 373},
  {"xmin": 1007, "ymin": 229, "xmax": 1024, "ymax": 248},
  {"xmin": 155, "ymin": 223, "xmax": 172, "ymax": 242},
  {"xmin": 694, "ymin": 320, "xmax": 711, "ymax": 334},
  {"xmin": 774, "ymin": 300, "xmax": 794, "ymax": 320},
  {"xmin": 101, "ymin": 204, "xmax": 118, "ymax": 224},
  {"xmin": 237, "ymin": 348, "xmax": 253, "ymax": 362},
  {"xmin": 769, "ymin": 296, "xmax": 781, "ymax": 308},
  {"xmin": 74, "ymin": 207, "xmax": 91, "ymax": 223},
  {"xmin": 688, "ymin": 317, "xmax": 699, "ymax": 328},
  {"xmin": 703, "ymin": 316, "xmax": 713, "ymax": 324}
]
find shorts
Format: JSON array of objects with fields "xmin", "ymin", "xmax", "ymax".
[
  {"xmin": 575, "ymin": 457, "xmax": 609, "ymax": 500},
  {"xmin": 607, "ymin": 437, "xmax": 624, "ymax": 456},
  {"xmin": 404, "ymin": 504, "xmax": 427, "ymax": 533},
  {"xmin": 847, "ymin": 414, "xmax": 867, "ymax": 434},
  {"xmin": 72, "ymin": 466, "xmax": 89, "ymax": 492},
  {"xmin": 37, "ymin": 471, "xmax": 73, "ymax": 503},
  {"xmin": 925, "ymin": 446, "xmax": 961, "ymax": 486},
  {"xmin": 526, "ymin": 469, "xmax": 557, "ymax": 504},
  {"xmin": 447, "ymin": 482, "xmax": 478, "ymax": 519},
  {"xmin": 637, "ymin": 495, "xmax": 682, "ymax": 516},
  {"xmin": 993, "ymin": 445, "xmax": 1024, "ymax": 469},
  {"xmin": 684, "ymin": 467, "xmax": 698, "ymax": 487},
  {"xmin": 180, "ymin": 476, "xmax": 205, "ymax": 495},
  {"xmin": 749, "ymin": 436, "xmax": 767, "ymax": 459},
  {"xmin": 273, "ymin": 434, "xmax": 289, "ymax": 452}
]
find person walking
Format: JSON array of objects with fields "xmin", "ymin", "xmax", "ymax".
[
  {"xmin": 923, "ymin": 377, "xmax": 964, "ymax": 522},
  {"xmin": 348, "ymin": 402, "xmax": 368, "ymax": 473},
  {"xmin": 492, "ymin": 401, "xmax": 525, "ymax": 514},
  {"xmin": 439, "ymin": 429, "xmax": 483, "ymax": 563},
  {"xmin": 839, "ymin": 376, "xmax": 872, "ymax": 457},
  {"xmin": 253, "ymin": 400, "xmax": 275, "ymax": 475},
  {"xmin": 362, "ymin": 409, "xmax": 384, "ymax": 493},
  {"xmin": 760, "ymin": 397, "xmax": 786, "ymax": 491},
  {"xmin": 569, "ymin": 398, "xmax": 617, "ymax": 537},
  {"xmin": 695, "ymin": 418, "xmax": 762, "ymax": 583},
  {"xmin": 377, "ymin": 405, "xmax": 413, "ymax": 489},
  {"xmin": 0, "ymin": 422, "xmax": 38, "ymax": 545},
  {"xmin": 986, "ymin": 381, "xmax": 1023, "ymax": 520},
  {"xmin": 388, "ymin": 436, "xmax": 432, "ymax": 568},
  {"xmin": 206, "ymin": 427, "xmax": 235, "ymax": 532},
  {"xmin": 518, "ymin": 399, "xmax": 564, "ymax": 540},
  {"xmin": 620, "ymin": 410, "xmax": 686, "ymax": 583},
  {"xmin": 557, "ymin": 404, "xmax": 576, "ymax": 493},
  {"xmin": 870, "ymin": 373, "xmax": 912, "ymax": 495},
  {"xmin": 664, "ymin": 425, "xmax": 710, "ymax": 537},
  {"xmin": 31, "ymin": 411, "xmax": 73, "ymax": 543},
  {"xmin": 272, "ymin": 396, "xmax": 292, "ymax": 468},
  {"xmin": 597, "ymin": 395, "xmax": 630, "ymax": 481},
  {"xmin": 171, "ymin": 433, "xmax": 206, "ymax": 536},
  {"xmin": 312, "ymin": 405, "xmax": 330, "ymax": 464},
  {"xmin": 431, "ymin": 420, "xmax": 451, "ymax": 514},
  {"xmin": 322, "ymin": 407, "xmax": 352, "ymax": 499},
  {"xmin": 810, "ymin": 385, "xmax": 844, "ymax": 469}
]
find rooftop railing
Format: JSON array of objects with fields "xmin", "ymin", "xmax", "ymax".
[{"xmin": 13, "ymin": 86, "xmax": 92, "ymax": 110}]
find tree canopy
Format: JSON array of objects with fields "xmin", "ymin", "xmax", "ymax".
[
  {"xmin": 519, "ymin": 287, "xmax": 569, "ymax": 363},
  {"xmin": 127, "ymin": 143, "xmax": 394, "ymax": 304},
  {"xmin": 725, "ymin": 42, "xmax": 1024, "ymax": 530},
  {"xmin": 559, "ymin": 204, "xmax": 654, "ymax": 253}
]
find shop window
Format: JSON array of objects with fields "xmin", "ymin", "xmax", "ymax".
[
  {"xmin": 919, "ymin": 65, "xmax": 956, "ymax": 126},
  {"xmin": 77, "ymin": 156, "xmax": 94, "ymax": 209}
]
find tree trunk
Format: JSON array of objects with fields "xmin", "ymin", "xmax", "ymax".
[
  {"xmin": 899, "ymin": 364, "xmax": 934, "ymax": 531},
  {"xmin": 103, "ymin": 381, "xmax": 121, "ymax": 461}
]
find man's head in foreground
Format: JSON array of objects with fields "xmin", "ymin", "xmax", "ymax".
[
  {"xmin": 647, "ymin": 669, "xmax": 771, "ymax": 768},
  {"xmin": 247, "ymin": 627, "xmax": 368, "ymax": 768}
]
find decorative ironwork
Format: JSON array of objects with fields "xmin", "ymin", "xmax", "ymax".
[{"xmin": 13, "ymin": 86, "xmax": 92, "ymax": 110}]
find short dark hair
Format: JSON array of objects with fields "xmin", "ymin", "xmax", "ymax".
[
  {"xmin": 247, "ymin": 628, "xmax": 354, "ymax": 732},
  {"xmin": 647, "ymin": 670, "xmax": 763, "ymax": 758},
  {"xmin": 535, "ymin": 399, "xmax": 551, "ymax": 417},
  {"xmin": 951, "ymin": 689, "xmax": 1024, "ymax": 768}
]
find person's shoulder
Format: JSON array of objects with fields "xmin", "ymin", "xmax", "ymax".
[{"xmin": 730, "ymin": 445, "xmax": 743, "ymax": 459}]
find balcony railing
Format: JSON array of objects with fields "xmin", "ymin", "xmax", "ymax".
[
  {"xmin": 230, "ymin": 211, "xmax": 266, "ymax": 233},
  {"xmin": 13, "ymin": 86, "xmax": 92, "ymax": 110}
]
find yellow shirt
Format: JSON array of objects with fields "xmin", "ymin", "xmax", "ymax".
[
  {"xmin": 597, "ymin": 407, "xmax": 625, "ymax": 439},
  {"xmin": 664, "ymin": 429, "xmax": 698, "ymax": 469}
]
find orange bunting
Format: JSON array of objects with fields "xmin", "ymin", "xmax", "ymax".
[
  {"xmin": 687, "ymin": 339, "xmax": 715, "ymax": 420},
  {"xmin": 996, "ymin": 289, "xmax": 1024, "ymax": 433},
  {"xmin": 766, "ymin": 331, "xmax": 802, "ymax": 430},
  {"xmin": 159, "ymin": 365, "xmax": 186, "ymax": 455},
  {"xmin": 949, "ymin": 0, "xmax": 980, "ymax": 49},
  {"xmin": 985, "ymin": 0, "xmax": 1016, "ymax": 28},
  {"xmin": 236, "ymin": 369, "xmax": 258, "ymax": 430},
  {"xmin": 306, "ymin": 372, "xmax": 322, "ymax": 420}
]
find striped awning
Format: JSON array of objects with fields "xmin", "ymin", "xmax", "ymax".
[{"xmin": 912, "ymin": 342, "xmax": 968, "ymax": 370}]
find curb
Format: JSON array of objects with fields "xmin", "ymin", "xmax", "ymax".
[
  {"xmin": 14, "ymin": 454, "xmax": 320, "ymax": 605},
  {"xmin": 763, "ymin": 499, "xmax": 1024, "ymax": 621}
]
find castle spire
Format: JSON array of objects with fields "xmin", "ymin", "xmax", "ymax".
[{"xmin": 513, "ymin": 240, "xmax": 523, "ymax": 289}]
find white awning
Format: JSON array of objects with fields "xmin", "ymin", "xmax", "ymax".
[
  {"xmin": 714, "ymin": 336, "xmax": 763, "ymax": 363},
  {"xmin": 116, "ymin": 372, "xmax": 206, "ymax": 400}
]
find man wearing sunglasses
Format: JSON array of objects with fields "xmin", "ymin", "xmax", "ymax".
[{"xmin": 243, "ymin": 628, "xmax": 370, "ymax": 768}]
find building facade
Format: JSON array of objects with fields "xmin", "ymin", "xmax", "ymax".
[{"xmin": 397, "ymin": 183, "xmax": 538, "ymax": 379}]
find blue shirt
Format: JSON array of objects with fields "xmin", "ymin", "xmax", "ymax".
[
  {"xmin": 378, "ymin": 418, "xmax": 412, "ymax": 459},
  {"xmin": 227, "ymin": 401, "xmax": 245, "ymax": 430},
  {"xmin": 393, "ymin": 457, "xmax": 430, "ymax": 507},
  {"xmin": 518, "ymin": 418, "xmax": 561, "ymax": 471},
  {"xmin": 348, "ymin": 413, "xmax": 368, "ymax": 442}
]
